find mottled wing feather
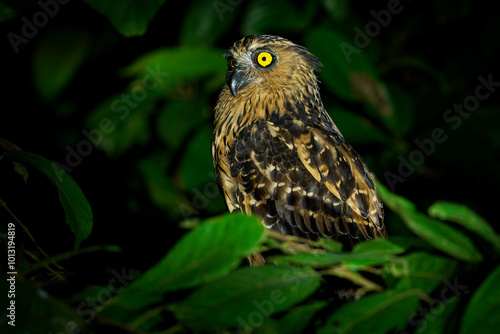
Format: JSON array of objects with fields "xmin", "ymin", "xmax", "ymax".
[{"xmin": 224, "ymin": 120, "xmax": 386, "ymax": 242}]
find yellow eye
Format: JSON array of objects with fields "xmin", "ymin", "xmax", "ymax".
[
  {"xmin": 256, "ymin": 52, "xmax": 273, "ymax": 68},
  {"xmin": 229, "ymin": 58, "xmax": 235, "ymax": 68}
]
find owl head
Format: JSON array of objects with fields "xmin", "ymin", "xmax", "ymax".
[{"xmin": 223, "ymin": 35, "xmax": 322, "ymax": 97}]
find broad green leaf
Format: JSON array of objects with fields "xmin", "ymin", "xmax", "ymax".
[
  {"xmin": 403, "ymin": 211, "xmax": 482, "ymax": 263},
  {"xmin": 104, "ymin": 214, "xmax": 266, "ymax": 314},
  {"xmin": 319, "ymin": 289, "xmax": 421, "ymax": 334},
  {"xmin": 460, "ymin": 264, "xmax": 500, "ymax": 334},
  {"xmin": 304, "ymin": 28, "xmax": 379, "ymax": 102},
  {"xmin": 2, "ymin": 151, "xmax": 93, "ymax": 249},
  {"xmin": 353, "ymin": 238, "xmax": 407, "ymax": 255},
  {"xmin": 84, "ymin": 0, "xmax": 166, "ymax": 36},
  {"xmin": 0, "ymin": 280, "xmax": 87, "ymax": 331},
  {"xmin": 428, "ymin": 201, "xmax": 500, "ymax": 248},
  {"xmin": 395, "ymin": 252, "xmax": 458, "ymax": 294},
  {"xmin": 376, "ymin": 181, "xmax": 482, "ymax": 263},
  {"xmin": 171, "ymin": 266, "xmax": 321, "ymax": 330},
  {"xmin": 33, "ymin": 28, "xmax": 90, "ymax": 101},
  {"xmin": 270, "ymin": 252, "xmax": 398, "ymax": 268},
  {"xmin": 181, "ymin": 0, "xmax": 237, "ymax": 47}
]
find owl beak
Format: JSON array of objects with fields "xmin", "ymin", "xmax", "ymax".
[{"xmin": 228, "ymin": 68, "xmax": 252, "ymax": 97}]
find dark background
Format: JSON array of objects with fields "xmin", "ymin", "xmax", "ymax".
[{"xmin": 0, "ymin": 0, "xmax": 499, "ymax": 332}]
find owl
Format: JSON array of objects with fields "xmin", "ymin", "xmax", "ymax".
[{"xmin": 212, "ymin": 35, "xmax": 386, "ymax": 257}]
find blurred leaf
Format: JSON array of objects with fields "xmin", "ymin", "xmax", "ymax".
[
  {"xmin": 428, "ymin": 201, "xmax": 500, "ymax": 249},
  {"xmin": 353, "ymin": 238, "xmax": 407, "ymax": 255},
  {"xmin": 395, "ymin": 252, "xmax": 458, "ymax": 294},
  {"xmin": 0, "ymin": 3, "xmax": 15, "ymax": 23},
  {"xmin": 122, "ymin": 47, "xmax": 225, "ymax": 96},
  {"xmin": 0, "ymin": 280, "xmax": 87, "ymax": 331},
  {"xmin": 3, "ymin": 151, "xmax": 93, "ymax": 249},
  {"xmin": 384, "ymin": 84, "xmax": 415, "ymax": 135},
  {"xmin": 137, "ymin": 152, "xmax": 184, "ymax": 220},
  {"xmin": 270, "ymin": 252, "xmax": 398, "ymax": 268},
  {"xmin": 376, "ymin": 180, "xmax": 416, "ymax": 213},
  {"xmin": 179, "ymin": 124, "xmax": 215, "ymax": 190},
  {"xmin": 304, "ymin": 27, "xmax": 378, "ymax": 102},
  {"xmin": 319, "ymin": 289, "xmax": 421, "ymax": 334},
  {"xmin": 241, "ymin": 0, "xmax": 316, "ymax": 35},
  {"xmin": 329, "ymin": 107, "xmax": 390, "ymax": 145},
  {"xmin": 181, "ymin": 0, "xmax": 237, "ymax": 47},
  {"xmin": 84, "ymin": 0, "xmax": 166, "ymax": 36},
  {"xmin": 171, "ymin": 266, "xmax": 321, "ymax": 330},
  {"xmin": 86, "ymin": 96, "xmax": 155, "ymax": 157},
  {"xmin": 156, "ymin": 99, "xmax": 205, "ymax": 151},
  {"xmin": 403, "ymin": 211, "xmax": 482, "ymax": 263},
  {"xmin": 104, "ymin": 214, "xmax": 266, "ymax": 315},
  {"xmin": 318, "ymin": 0, "xmax": 349, "ymax": 21},
  {"xmin": 33, "ymin": 28, "xmax": 90, "ymax": 101},
  {"xmin": 460, "ymin": 264, "xmax": 500, "ymax": 334}
]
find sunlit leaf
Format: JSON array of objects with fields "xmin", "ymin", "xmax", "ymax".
[
  {"xmin": 171, "ymin": 266, "xmax": 321, "ymax": 330},
  {"xmin": 428, "ymin": 201, "xmax": 500, "ymax": 248},
  {"xmin": 353, "ymin": 237, "xmax": 407, "ymax": 255},
  {"xmin": 2, "ymin": 151, "xmax": 93, "ymax": 249},
  {"xmin": 460, "ymin": 265, "xmax": 500, "ymax": 334},
  {"xmin": 84, "ymin": 0, "xmax": 166, "ymax": 36},
  {"xmin": 319, "ymin": 289, "xmax": 421, "ymax": 334},
  {"xmin": 270, "ymin": 252, "xmax": 398, "ymax": 268}
]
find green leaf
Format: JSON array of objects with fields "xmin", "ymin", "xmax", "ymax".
[
  {"xmin": 33, "ymin": 28, "xmax": 90, "ymax": 101},
  {"xmin": 404, "ymin": 211, "xmax": 482, "ymax": 263},
  {"xmin": 319, "ymin": 289, "xmax": 421, "ymax": 334},
  {"xmin": 2, "ymin": 151, "xmax": 93, "ymax": 249},
  {"xmin": 460, "ymin": 264, "xmax": 500, "ymax": 334},
  {"xmin": 180, "ymin": 0, "xmax": 237, "ymax": 47},
  {"xmin": 241, "ymin": 0, "xmax": 316, "ymax": 36},
  {"xmin": 304, "ymin": 27, "xmax": 378, "ymax": 102},
  {"xmin": 270, "ymin": 252, "xmax": 398, "ymax": 268},
  {"xmin": 417, "ymin": 294, "xmax": 461, "ymax": 334},
  {"xmin": 376, "ymin": 181, "xmax": 482, "ymax": 263},
  {"xmin": 84, "ymin": 0, "xmax": 166, "ymax": 36},
  {"xmin": 171, "ymin": 266, "xmax": 321, "ymax": 330},
  {"xmin": 395, "ymin": 252, "xmax": 458, "ymax": 294},
  {"xmin": 104, "ymin": 214, "xmax": 266, "ymax": 314},
  {"xmin": 0, "ymin": 3, "xmax": 16, "ymax": 23},
  {"xmin": 179, "ymin": 125, "xmax": 215, "ymax": 190},
  {"xmin": 353, "ymin": 238, "xmax": 407, "ymax": 255},
  {"xmin": 428, "ymin": 201, "xmax": 500, "ymax": 249}
]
